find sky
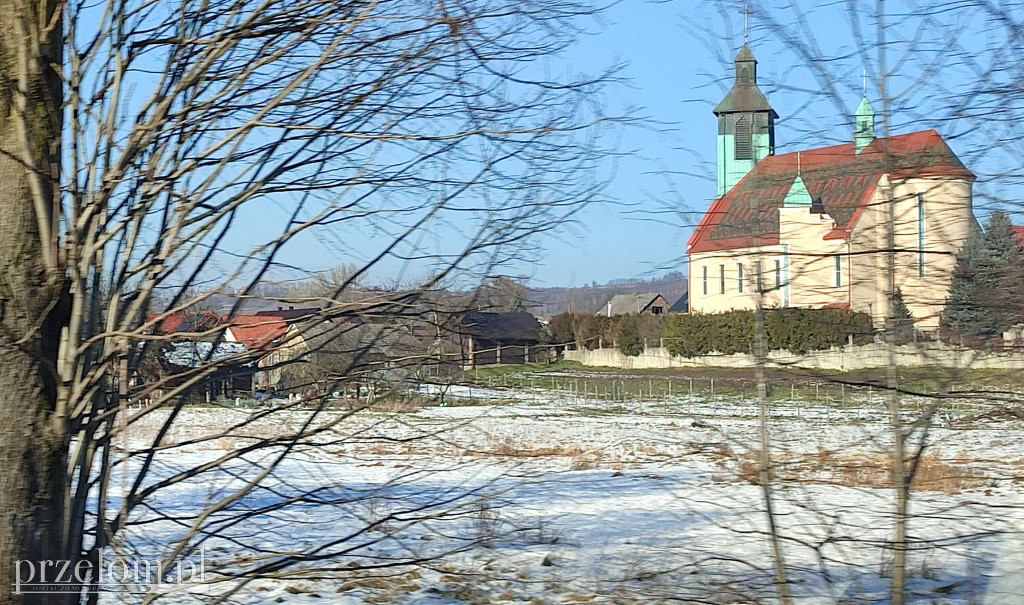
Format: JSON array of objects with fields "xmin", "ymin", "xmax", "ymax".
[{"xmin": 262, "ymin": 0, "xmax": 1024, "ymax": 289}]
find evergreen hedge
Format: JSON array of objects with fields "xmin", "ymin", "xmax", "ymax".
[{"xmin": 663, "ymin": 308, "xmax": 873, "ymax": 357}]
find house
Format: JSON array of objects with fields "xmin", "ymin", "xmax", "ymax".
[
  {"xmin": 453, "ymin": 311, "xmax": 542, "ymax": 367},
  {"xmin": 600, "ymin": 293, "xmax": 670, "ymax": 317},
  {"xmin": 687, "ymin": 44, "xmax": 975, "ymax": 328},
  {"xmin": 225, "ymin": 315, "xmax": 306, "ymax": 391}
]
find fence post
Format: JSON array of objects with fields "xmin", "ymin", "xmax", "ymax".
[{"xmin": 689, "ymin": 379, "xmax": 693, "ymax": 414}]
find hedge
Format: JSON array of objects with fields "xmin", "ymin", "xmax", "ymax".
[{"xmin": 663, "ymin": 308, "xmax": 873, "ymax": 357}]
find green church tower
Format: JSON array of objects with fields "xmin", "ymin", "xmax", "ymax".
[{"xmin": 713, "ymin": 45, "xmax": 778, "ymax": 196}]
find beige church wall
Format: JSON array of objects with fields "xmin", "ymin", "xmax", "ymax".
[
  {"xmin": 846, "ymin": 176, "xmax": 972, "ymax": 328},
  {"xmin": 846, "ymin": 185, "xmax": 887, "ymax": 324},
  {"xmin": 778, "ymin": 206, "xmax": 849, "ymax": 309},
  {"xmin": 688, "ymin": 246, "xmax": 784, "ymax": 313}
]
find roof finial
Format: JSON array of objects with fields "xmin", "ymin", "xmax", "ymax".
[{"xmin": 744, "ymin": 3, "xmax": 749, "ymax": 44}]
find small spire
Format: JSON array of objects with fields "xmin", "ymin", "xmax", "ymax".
[{"xmin": 855, "ymin": 96, "xmax": 876, "ymax": 153}]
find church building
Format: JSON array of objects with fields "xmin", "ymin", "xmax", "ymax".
[{"xmin": 686, "ymin": 45, "xmax": 975, "ymax": 328}]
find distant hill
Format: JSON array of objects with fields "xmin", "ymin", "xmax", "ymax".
[
  {"xmin": 151, "ymin": 271, "xmax": 688, "ymax": 319},
  {"xmin": 527, "ymin": 272, "xmax": 688, "ymax": 317}
]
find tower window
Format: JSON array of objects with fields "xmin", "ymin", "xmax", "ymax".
[
  {"xmin": 737, "ymin": 263, "xmax": 744, "ymax": 293},
  {"xmin": 735, "ymin": 116, "xmax": 752, "ymax": 160}
]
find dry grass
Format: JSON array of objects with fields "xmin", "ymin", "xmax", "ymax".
[
  {"xmin": 481, "ymin": 438, "xmax": 604, "ymax": 469},
  {"xmin": 732, "ymin": 448, "xmax": 991, "ymax": 494}
]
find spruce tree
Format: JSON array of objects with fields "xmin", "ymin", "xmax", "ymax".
[
  {"xmin": 941, "ymin": 210, "xmax": 1024, "ymax": 338},
  {"xmin": 891, "ymin": 289, "xmax": 915, "ymax": 344}
]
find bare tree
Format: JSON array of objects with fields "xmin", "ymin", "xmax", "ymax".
[{"xmin": 0, "ymin": 0, "xmax": 618, "ymax": 602}]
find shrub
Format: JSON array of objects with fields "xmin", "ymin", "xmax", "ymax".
[
  {"xmin": 547, "ymin": 311, "xmax": 575, "ymax": 345},
  {"xmin": 613, "ymin": 314, "xmax": 667, "ymax": 356},
  {"xmin": 615, "ymin": 315, "xmax": 644, "ymax": 356},
  {"xmin": 664, "ymin": 308, "xmax": 872, "ymax": 357},
  {"xmin": 571, "ymin": 314, "xmax": 611, "ymax": 350}
]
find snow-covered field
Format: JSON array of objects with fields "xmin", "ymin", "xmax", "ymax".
[{"xmin": 105, "ymin": 383, "xmax": 1024, "ymax": 604}]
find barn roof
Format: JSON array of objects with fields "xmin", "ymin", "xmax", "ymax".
[
  {"xmin": 603, "ymin": 292, "xmax": 664, "ymax": 316},
  {"xmin": 687, "ymin": 130, "xmax": 974, "ymax": 255},
  {"xmin": 668, "ymin": 292, "xmax": 689, "ymax": 313},
  {"xmin": 227, "ymin": 315, "xmax": 289, "ymax": 349},
  {"xmin": 455, "ymin": 312, "xmax": 541, "ymax": 344}
]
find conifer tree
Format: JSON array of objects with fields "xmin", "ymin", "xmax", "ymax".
[{"xmin": 941, "ymin": 211, "xmax": 1024, "ymax": 338}]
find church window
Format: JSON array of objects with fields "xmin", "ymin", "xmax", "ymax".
[
  {"xmin": 719, "ymin": 264, "xmax": 726, "ymax": 294},
  {"xmin": 702, "ymin": 266, "xmax": 708, "ymax": 296},
  {"xmin": 754, "ymin": 261, "xmax": 763, "ymax": 292},
  {"xmin": 834, "ymin": 254, "xmax": 842, "ymax": 287},
  {"xmin": 917, "ymin": 193, "xmax": 926, "ymax": 277},
  {"xmin": 737, "ymin": 263, "xmax": 744, "ymax": 293}
]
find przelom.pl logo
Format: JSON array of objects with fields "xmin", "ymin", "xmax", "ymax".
[{"xmin": 12, "ymin": 547, "xmax": 206, "ymax": 594}]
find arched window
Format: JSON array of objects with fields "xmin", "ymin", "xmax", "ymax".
[
  {"xmin": 739, "ymin": 65, "xmax": 751, "ymax": 84},
  {"xmin": 735, "ymin": 115, "xmax": 752, "ymax": 159}
]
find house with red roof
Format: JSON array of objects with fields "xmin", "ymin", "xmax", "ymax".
[
  {"xmin": 687, "ymin": 45, "xmax": 975, "ymax": 328},
  {"xmin": 225, "ymin": 315, "xmax": 306, "ymax": 391}
]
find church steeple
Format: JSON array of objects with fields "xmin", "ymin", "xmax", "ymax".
[
  {"xmin": 855, "ymin": 97, "xmax": 875, "ymax": 152},
  {"xmin": 713, "ymin": 44, "xmax": 778, "ymax": 196}
]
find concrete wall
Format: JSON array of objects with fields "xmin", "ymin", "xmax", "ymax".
[{"xmin": 564, "ymin": 342, "xmax": 1024, "ymax": 371}]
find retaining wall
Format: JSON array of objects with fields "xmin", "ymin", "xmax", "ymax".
[{"xmin": 562, "ymin": 342, "xmax": 1024, "ymax": 371}]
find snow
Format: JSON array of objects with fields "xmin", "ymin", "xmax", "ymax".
[{"xmin": 96, "ymin": 383, "xmax": 1024, "ymax": 604}]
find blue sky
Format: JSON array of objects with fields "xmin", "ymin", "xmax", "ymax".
[{"xmin": 270, "ymin": 0, "xmax": 1024, "ymax": 288}]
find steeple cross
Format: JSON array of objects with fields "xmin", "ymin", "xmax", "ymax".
[{"xmin": 744, "ymin": 3, "xmax": 749, "ymax": 44}]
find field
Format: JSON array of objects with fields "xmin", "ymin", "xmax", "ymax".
[{"xmin": 106, "ymin": 364, "xmax": 1024, "ymax": 604}]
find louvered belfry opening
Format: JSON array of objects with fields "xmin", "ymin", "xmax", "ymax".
[{"xmin": 735, "ymin": 115, "xmax": 752, "ymax": 160}]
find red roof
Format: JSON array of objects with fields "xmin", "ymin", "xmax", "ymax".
[
  {"xmin": 1012, "ymin": 226, "xmax": 1024, "ymax": 248},
  {"xmin": 688, "ymin": 130, "xmax": 974, "ymax": 254},
  {"xmin": 228, "ymin": 315, "xmax": 288, "ymax": 349},
  {"xmin": 145, "ymin": 311, "xmax": 224, "ymax": 335}
]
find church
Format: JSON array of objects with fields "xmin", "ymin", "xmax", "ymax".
[{"xmin": 686, "ymin": 45, "xmax": 975, "ymax": 328}]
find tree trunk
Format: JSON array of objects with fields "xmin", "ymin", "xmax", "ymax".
[{"xmin": 0, "ymin": 1, "xmax": 68, "ymax": 603}]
